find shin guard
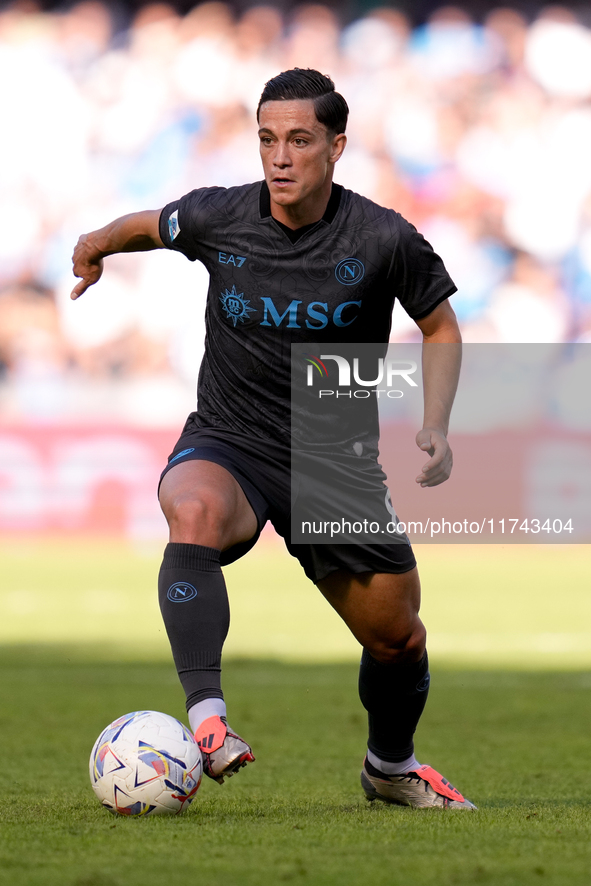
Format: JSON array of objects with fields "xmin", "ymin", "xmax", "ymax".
[
  {"xmin": 358, "ymin": 649, "xmax": 430, "ymax": 763},
  {"xmin": 158, "ymin": 543, "xmax": 230, "ymax": 712}
]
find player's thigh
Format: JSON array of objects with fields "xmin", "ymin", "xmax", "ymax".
[
  {"xmin": 159, "ymin": 459, "xmax": 258, "ymax": 549},
  {"xmin": 317, "ymin": 568, "xmax": 424, "ymax": 660}
]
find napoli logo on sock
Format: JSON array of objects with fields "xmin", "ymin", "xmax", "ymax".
[
  {"xmin": 167, "ymin": 582, "xmax": 198, "ymax": 602},
  {"xmin": 416, "ymin": 674, "xmax": 431, "ymax": 692}
]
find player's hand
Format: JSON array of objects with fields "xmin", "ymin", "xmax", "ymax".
[
  {"xmin": 415, "ymin": 428, "xmax": 453, "ymax": 487},
  {"xmin": 71, "ymin": 233, "xmax": 104, "ymax": 300}
]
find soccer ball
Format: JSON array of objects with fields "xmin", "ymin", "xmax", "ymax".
[{"xmin": 89, "ymin": 710, "xmax": 202, "ymax": 816}]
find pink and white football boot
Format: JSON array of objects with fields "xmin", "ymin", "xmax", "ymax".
[
  {"xmin": 195, "ymin": 716, "xmax": 255, "ymax": 784},
  {"xmin": 361, "ymin": 758, "xmax": 476, "ymax": 809}
]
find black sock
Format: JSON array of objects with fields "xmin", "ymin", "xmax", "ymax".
[
  {"xmin": 158, "ymin": 542, "xmax": 230, "ymax": 713},
  {"xmin": 358, "ymin": 649, "xmax": 430, "ymax": 763}
]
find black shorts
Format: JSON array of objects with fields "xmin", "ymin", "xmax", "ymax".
[{"xmin": 160, "ymin": 414, "xmax": 416, "ymax": 584}]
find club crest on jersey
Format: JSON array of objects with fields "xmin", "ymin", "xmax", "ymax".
[
  {"xmin": 168, "ymin": 210, "xmax": 180, "ymax": 241},
  {"xmin": 335, "ymin": 257, "xmax": 365, "ymax": 286},
  {"xmin": 219, "ymin": 285, "xmax": 257, "ymax": 327}
]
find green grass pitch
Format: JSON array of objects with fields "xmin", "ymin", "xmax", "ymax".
[
  {"xmin": 2, "ymin": 540, "xmax": 591, "ymax": 667},
  {"xmin": 0, "ymin": 540, "xmax": 590, "ymax": 885}
]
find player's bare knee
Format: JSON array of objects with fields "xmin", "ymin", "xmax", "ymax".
[
  {"xmin": 368, "ymin": 622, "xmax": 426, "ymax": 665},
  {"xmin": 164, "ymin": 492, "xmax": 226, "ymax": 540}
]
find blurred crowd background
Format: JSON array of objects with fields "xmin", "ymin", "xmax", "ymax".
[{"xmin": 2, "ymin": 0, "xmax": 591, "ymax": 425}]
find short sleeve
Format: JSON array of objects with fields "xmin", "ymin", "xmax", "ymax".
[
  {"xmin": 159, "ymin": 188, "xmax": 223, "ymax": 262},
  {"xmin": 390, "ymin": 216, "xmax": 457, "ymax": 320}
]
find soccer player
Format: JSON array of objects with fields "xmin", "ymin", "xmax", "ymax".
[{"xmin": 72, "ymin": 69, "xmax": 474, "ymax": 810}]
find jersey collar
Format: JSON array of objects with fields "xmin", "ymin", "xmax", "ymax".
[{"xmin": 259, "ymin": 181, "xmax": 343, "ymax": 227}]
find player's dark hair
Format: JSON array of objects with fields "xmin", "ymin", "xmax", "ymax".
[{"xmin": 257, "ymin": 68, "xmax": 348, "ymax": 135}]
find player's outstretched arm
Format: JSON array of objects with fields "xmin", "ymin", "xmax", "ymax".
[
  {"xmin": 71, "ymin": 209, "xmax": 164, "ymax": 300},
  {"xmin": 413, "ymin": 299, "xmax": 462, "ymax": 487}
]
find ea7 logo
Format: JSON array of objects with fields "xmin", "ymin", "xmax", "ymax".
[
  {"xmin": 218, "ymin": 251, "xmax": 246, "ymax": 267},
  {"xmin": 306, "ymin": 355, "xmax": 418, "ymax": 387}
]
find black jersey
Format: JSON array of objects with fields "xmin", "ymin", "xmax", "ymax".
[{"xmin": 159, "ymin": 181, "xmax": 456, "ymax": 444}]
